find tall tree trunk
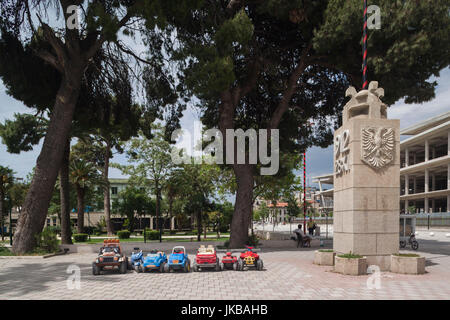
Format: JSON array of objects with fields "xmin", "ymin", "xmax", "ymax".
[
  {"xmin": 197, "ymin": 209, "xmax": 202, "ymax": 242},
  {"xmin": 103, "ymin": 139, "xmax": 113, "ymax": 235},
  {"xmin": 229, "ymin": 164, "xmax": 254, "ymax": 248},
  {"xmin": 0, "ymin": 187, "xmax": 4, "ymax": 241},
  {"xmin": 12, "ymin": 75, "xmax": 81, "ymax": 254},
  {"xmin": 60, "ymin": 139, "xmax": 72, "ymax": 244},
  {"xmin": 76, "ymin": 186, "xmax": 85, "ymax": 234},
  {"xmin": 155, "ymin": 184, "xmax": 161, "ymax": 233}
]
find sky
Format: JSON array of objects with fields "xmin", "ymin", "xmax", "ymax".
[{"xmin": 1, "ymin": 68, "xmax": 449, "ymax": 187}]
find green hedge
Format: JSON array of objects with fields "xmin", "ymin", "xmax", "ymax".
[
  {"xmin": 145, "ymin": 230, "xmax": 159, "ymax": 240},
  {"xmin": 73, "ymin": 233, "xmax": 89, "ymax": 242},
  {"xmin": 117, "ymin": 230, "xmax": 131, "ymax": 239}
]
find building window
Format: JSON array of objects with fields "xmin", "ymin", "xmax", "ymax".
[{"xmin": 111, "ymin": 187, "xmax": 118, "ymax": 195}]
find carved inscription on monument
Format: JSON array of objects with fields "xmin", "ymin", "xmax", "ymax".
[
  {"xmin": 361, "ymin": 127, "xmax": 395, "ymax": 169},
  {"xmin": 335, "ymin": 129, "xmax": 350, "ymax": 175}
]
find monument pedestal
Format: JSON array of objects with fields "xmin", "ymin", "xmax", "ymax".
[{"xmin": 333, "ymin": 82, "xmax": 400, "ymax": 271}]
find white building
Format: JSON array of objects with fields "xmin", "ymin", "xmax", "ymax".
[
  {"xmin": 400, "ymin": 111, "xmax": 450, "ymax": 213},
  {"xmin": 312, "ymin": 111, "xmax": 450, "ymax": 215},
  {"xmin": 312, "ymin": 174, "xmax": 334, "ymax": 215}
]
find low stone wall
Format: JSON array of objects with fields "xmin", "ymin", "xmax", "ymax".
[
  {"xmin": 254, "ymin": 230, "xmax": 292, "ymax": 240},
  {"xmin": 314, "ymin": 250, "xmax": 335, "ymax": 266},
  {"xmin": 390, "ymin": 255, "xmax": 425, "ymax": 274}
]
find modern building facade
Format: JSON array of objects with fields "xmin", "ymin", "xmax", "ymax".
[
  {"xmin": 312, "ymin": 174, "xmax": 334, "ymax": 215},
  {"xmin": 400, "ymin": 111, "xmax": 450, "ymax": 213},
  {"xmin": 311, "ymin": 111, "xmax": 450, "ymax": 216}
]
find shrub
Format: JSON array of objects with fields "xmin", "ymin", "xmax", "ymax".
[
  {"xmin": 82, "ymin": 226, "xmax": 96, "ymax": 235},
  {"xmin": 117, "ymin": 230, "xmax": 131, "ymax": 239},
  {"xmin": 219, "ymin": 225, "xmax": 229, "ymax": 233},
  {"xmin": 35, "ymin": 227, "xmax": 59, "ymax": 253},
  {"xmin": 145, "ymin": 229, "xmax": 159, "ymax": 240},
  {"xmin": 393, "ymin": 253, "xmax": 420, "ymax": 258},
  {"xmin": 73, "ymin": 233, "xmax": 89, "ymax": 242},
  {"xmin": 0, "ymin": 244, "xmax": 14, "ymax": 256},
  {"xmin": 338, "ymin": 251, "xmax": 363, "ymax": 259},
  {"xmin": 46, "ymin": 225, "xmax": 61, "ymax": 235},
  {"xmin": 246, "ymin": 234, "xmax": 260, "ymax": 247}
]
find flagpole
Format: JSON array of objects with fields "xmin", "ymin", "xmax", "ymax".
[{"xmin": 362, "ymin": 0, "xmax": 368, "ymax": 89}]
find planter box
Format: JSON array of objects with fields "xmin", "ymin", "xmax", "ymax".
[
  {"xmin": 334, "ymin": 256, "xmax": 367, "ymax": 275},
  {"xmin": 314, "ymin": 250, "xmax": 335, "ymax": 266},
  {"xmin": 390, "ymin": 255, "xmax": 425, "ymax": 275}
]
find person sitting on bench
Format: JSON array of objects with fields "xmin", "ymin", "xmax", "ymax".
[{"xmin": 293, "ymin": 224, "xmax": 311, "ymax": 247}]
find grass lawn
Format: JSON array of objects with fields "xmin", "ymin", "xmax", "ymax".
[{"xmin": 0, "ymin": 246, "xmax": 58, "ymax": 256}]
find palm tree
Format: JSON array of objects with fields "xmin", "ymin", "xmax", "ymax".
[{"xmin": 69, "ymin": 159, "xmax": 104, "ymax": 233}]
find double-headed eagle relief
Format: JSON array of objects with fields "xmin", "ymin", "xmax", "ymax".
[{"xmin": 361, "ymin": 127, "xmax": 395, "ymax": 169}]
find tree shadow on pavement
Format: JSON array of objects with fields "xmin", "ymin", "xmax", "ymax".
[{"xmin": 0, "ymin": 260, "xmax": 126, "ymax": 297}]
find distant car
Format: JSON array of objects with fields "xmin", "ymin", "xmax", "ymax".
[
  {"xmin": 141, "ymin": 249, "xmax": 168, "ymax": 273},
  {"xmin": 193, "ymin": 245, "xmax": 220, "ymax": 272},
  {"xmin": 237, "ymin": 246, "xmax": 263, "ymax": 271},
  {"xmin": 129, "ymin": 247, "xmax": 144, "ymax": 272},
  {"xmin": 92, "ymin": 239, "xmax": 128, "ymax": 275},
  {"xmin": 221, "ymin": 251, "xmax": 238, "ymax": 270},
  {"xmin": 167, "ymin": 246, "xmax": 191, "ymax": 272}
]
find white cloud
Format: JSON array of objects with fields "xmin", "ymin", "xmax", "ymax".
[{"xmin": 388, "ymin": 68, "xmax": 450, "ymax": 130}]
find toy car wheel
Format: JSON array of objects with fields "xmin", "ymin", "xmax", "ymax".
[
  {"xmin": 119, "ymin": 261, "xmax": 127, "ymax": 274},
  {"xmin": 140, "ymin": 265, "xmax": 145, "ymax": 273},
  {"xmin": 215, "ymin": 260, "xmax": 221, "ymax": 272},
  {"xmin": 160, "ymin": 262, "xmax": 165, "ymax": 273},
  {"xmin": 238, "ymin": 259, "xmax": 244, "ymax": 271},
  {"xmin": 92, "ymin": 263, "xmax": 100, "ymax": 276},
  {"xmin": 164, "ymin": 263, "xmax": 170, "ymax": 273},
  {"xmin": 127, "ymin": 260, "xmax": 132, "ymax": 270},
  {"xmin": 232, "ymin": 262, "xmax": 237, "ymax": 271},
  {"xmin": 134, "ymin": 265, "xmax": 141, "ymax": 273},
  {"xmin": 256, "ymin": 259, "xmax": 263, "ymax": 271},
  {"xmin": 184, "ymin": 259, "xmax": 191, "ymax": 273},
  {"xmin": 220, "ymin": 262, "xmax": 224, "ymax": 271},
  {"xmin": 193, "ymin": 262, "xmax": 198, "ymax": 272}
]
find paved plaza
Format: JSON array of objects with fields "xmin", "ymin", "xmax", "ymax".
[{"xmin": 1, "ymin": 235, "xmax": 450, "ymax": 300}]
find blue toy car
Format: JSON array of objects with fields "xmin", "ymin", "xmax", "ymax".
[
  {"xmin": 167, "ymin": 246, "xmax": 191, "ymax": 272},
  {"xmin": 141, "ymin": 249, "xmax": 168, "ymax": 273},
  {"xmin": 129, "ymin": 247, "xmax": 144, "ymax": 272}
]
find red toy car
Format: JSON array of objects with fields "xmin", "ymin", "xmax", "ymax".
[
  {"xmin": 221, "ymin": 251, "xmax": 238, "ymax": 270},
  {"xmin": 193, "ymin": 245, "xmax": 220, "ymax": 272},
  {"xmin": 237, "ymin": 246, "xmax": 263, "ymax": 271}
]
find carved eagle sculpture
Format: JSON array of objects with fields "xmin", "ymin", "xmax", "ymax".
[{"xmin": 361, "ymin": 127, "xmax": 395, "ymax": 168}]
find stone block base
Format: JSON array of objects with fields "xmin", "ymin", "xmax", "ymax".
[
  {"xmin": 366, "ymin": 255, "xmax": 391, "ymax": 271},
  {"xmin": 334, "ymin": 256, "xmax": 367, "ymax": 275},
  {"xmin": 314, "ymin": 250, "xmax": 335, "ymax": 266},
  {"xmin": 390, "ymin": 255, "xmax": 426, "ymax": 274}
]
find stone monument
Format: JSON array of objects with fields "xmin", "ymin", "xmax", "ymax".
[{"xmin": 333, "ymin": 81, "xmax": 400, "ymax": 270}]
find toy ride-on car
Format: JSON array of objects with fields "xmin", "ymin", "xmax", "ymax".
[
  {"xmin": 129, "ymin": 247, "xmax": 144, "ymax": 272},
  {"xmin": 221, "ymin": 251, "xmax": 238, "ymax": 270},
  {"xmin": 140, "ymin": 249, "xmax": 168, "ymax": 273},
  {"xmin": 193, "ymin": 245, "xmax": 220, "ymax": 272},
  {"xmin": 92, "ymin": 239, "xmax": 128, "ymax": 275},
  {"xmin": 237, "ymin": 246, "xmax": 263, "ymax": 271},
  {"xmin": 167, "ymin": 246, "xmax": 191, "ymax": 272}
]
